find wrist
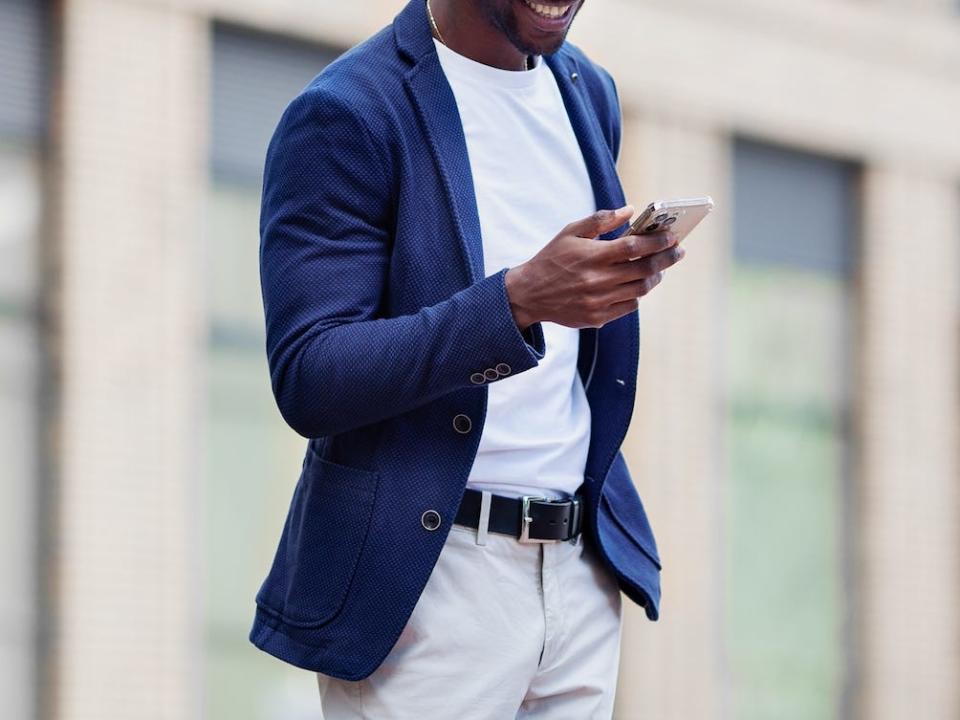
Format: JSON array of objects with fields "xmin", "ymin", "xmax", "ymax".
[{"xmin": 504, "ymin": 265, "xmax": 537, "ymax": 331}]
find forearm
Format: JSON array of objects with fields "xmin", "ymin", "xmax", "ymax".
[{"xmin": 268, "ymin": 267, "xmax": 545, "ymax": 437}]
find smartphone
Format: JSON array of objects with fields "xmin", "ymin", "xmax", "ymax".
[{"xmin": 622, "ymin": 196, "xmax": 714, "ymax": 259}]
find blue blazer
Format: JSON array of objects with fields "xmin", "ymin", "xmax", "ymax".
[{"xmin": 250, "ymin": 0, "xmax": 662, "ymax": 680}]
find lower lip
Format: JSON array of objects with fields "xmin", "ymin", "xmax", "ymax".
[{"xmin": 518, "ymin": 0, "xmax": 575, "ymax": 33}]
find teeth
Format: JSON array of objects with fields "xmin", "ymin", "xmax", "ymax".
[{"xmin": 522, "ymin": 0, "xmax": 571, "ymax": 19}]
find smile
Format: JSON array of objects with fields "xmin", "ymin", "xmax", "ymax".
[{"xmin": 520, "ymin": 0, "xmax": 574, "ymax": 20}]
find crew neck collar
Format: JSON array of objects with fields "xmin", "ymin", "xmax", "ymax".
[{"xmin": 433, "ymin": 37, "xmax": 542, "ymax": 89}]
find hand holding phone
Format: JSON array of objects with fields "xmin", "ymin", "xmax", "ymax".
[
  {"xmin": 622, "ymin": 196, "xmax": 714, "ymax": 260},
  {"xmin": 504, "ymin": 205, "xmax": 690, "ymax": 332}
]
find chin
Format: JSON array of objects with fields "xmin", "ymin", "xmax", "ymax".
[
  {"xmin": 503, "ymin": 0, "xmax": 583, "ymax": 56},
  {"xmin": 522, "ymin": 33, "xmax": 568, "ymax": 56}
]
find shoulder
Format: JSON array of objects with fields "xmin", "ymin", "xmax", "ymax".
[
  {"xmin": 276, "ymin": 24, "xmax": 405, "ymax": 143},
  {"xmin": 310, "ymin": 27, "xmax": 404, "ymax": 106},
  {"xmin": 266, "ymin": 25, "xmax": 406, "ymax": 175}
]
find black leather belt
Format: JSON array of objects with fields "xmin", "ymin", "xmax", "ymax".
[{"xmin": 454, "ymin": 488, "xmax": 583, "ymax": 543}]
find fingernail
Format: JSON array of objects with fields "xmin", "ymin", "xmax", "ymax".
[{"xmin": 677, "ymin": 246, "xmax": 687, "ymax": 258}]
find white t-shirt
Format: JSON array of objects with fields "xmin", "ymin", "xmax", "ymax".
[{"xmin": 434, "ymin": 39, "xmax": 595, "ymax": 500}]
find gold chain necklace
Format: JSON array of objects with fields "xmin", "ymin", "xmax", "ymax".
[{"xmin": 427, "ymin": 0, "xmax": 533, "ymax": 71}]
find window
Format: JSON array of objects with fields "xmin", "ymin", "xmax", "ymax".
[
  {"xmin": 0, "ymin": 0, "xmax": 48, "ymax": 716},
  {"xmin": 725, "ymin": 138, "xmax": 859, "ymax": 719},
  {"xmin": 205, "ymin": 24, "xmax": 340, "ymax": 719}
]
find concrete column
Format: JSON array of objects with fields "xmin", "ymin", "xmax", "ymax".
[
  {"xmin": 613, "ymin": 114, "xmax": 730, "ymax": 719},
  {"xmin": 54, "ymin": 0, "xmax": 208, "ymax": 717},
  {"xmin": 858, "ymin": 168, "xmax": 960, "ymax": 720}
]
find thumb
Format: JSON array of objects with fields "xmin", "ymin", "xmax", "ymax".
[{"xmin": 565, "ymin": 205, "xmax": 634, "ymax": 239}]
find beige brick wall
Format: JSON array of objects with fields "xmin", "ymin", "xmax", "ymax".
[
  {"xmin": 859, "ymin": 169, "xmax": 960, "ymax": 720},
  {"xmin": 614, "ymin": 115, "xmax": 730, "ymax": 719},
  {"xmin": 49, "ymin": 0, "xmax": 960, "ymax": 718},
  {"xmin": 55, "ymin": 0, "xmax": 208, "ymax": 716}
]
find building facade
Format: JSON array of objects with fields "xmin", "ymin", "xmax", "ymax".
[{"xmin": 1, "ymin": 0, "xmax": 958, "ymax": 718}]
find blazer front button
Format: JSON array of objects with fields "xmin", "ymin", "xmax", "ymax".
[
  {"xmin": 495, "ymin": 363, "xmax": 512, "ymax": 376},
  {"xmin": 421, "ymin": 510, "xmax": 442, "ymax": 531},
  {"xmin": 483, "ymin": 368, "xmax": 499, "ymax": 381},
  {"xmin": 470, "ymin": 372, "xmax": 486, "ymax": 385},
  {"xmin": 452, "ymin": 414, "xmax": 472, "ymax": 434}
]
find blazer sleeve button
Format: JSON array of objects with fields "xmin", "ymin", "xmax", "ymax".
[
  {"xmin": 452, "ymin": 414, "xmax": 472, "ymax": 434},
  {"xmin": 495, "ymin": 363, "xmax": 512, "ymax": 376},
  {"xmin": 470, "ymin": 372, "xmax": 486, "ymax": 385},
  {"xmin": 483, "ymin": 368, "xmax": 499, "ymax": 381}
]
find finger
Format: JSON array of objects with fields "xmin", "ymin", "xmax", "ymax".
[
  {"xmin": 650, "ymin": 244, "xmax": 686, "ymax": 273},
  {"xmin": 620, "ymin": 245, "xmax": 685, "ymax": 280},
  {"xmin": 609, "ymin": 243, "xmax": 682, "ymax": 286},
  {"xmin": 564, "ymin": 205, "xmax": 634, "ymax": 239},
  {"xmin": 604, "ymin": 272, "xmax": 664, "ymax": 306},
  {"xmin": 600, "ymin": 231, "xmax": 677, "ymax": 264},
  {"xmin": 602, "ymin": 296, "xmax": 641, "ymax": 325}
]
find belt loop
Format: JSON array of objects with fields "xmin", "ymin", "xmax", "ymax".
[{"xmin": 476, "ymin": 490, "xmax": 492, "ymax": 546}]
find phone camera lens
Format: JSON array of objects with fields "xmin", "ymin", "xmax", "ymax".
[
  {"xmin": 663, "ymin": 217, "xmax": 677, "ymax": 226},
  {"xmin": 655, "ymin": 213, "xmax": 669, "ymax": 223},
  {"xmin": 643, "ymin": 222, "xmax": 660, "ymax": 233}
]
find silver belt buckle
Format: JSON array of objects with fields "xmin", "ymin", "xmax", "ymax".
[{"xmin": 520, "ymin": 495, "xmax": 559, "ymax": 544}]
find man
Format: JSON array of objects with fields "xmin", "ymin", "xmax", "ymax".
[{"xmin": 251, "ymin": 0, "xmax": 683, "ymax": 716}]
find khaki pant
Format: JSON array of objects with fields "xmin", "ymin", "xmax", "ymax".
[{"xmin": 318, "ymin": 518, "xmax": 624, "ymax": 719}]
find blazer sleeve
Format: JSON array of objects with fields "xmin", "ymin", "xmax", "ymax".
[{"xmin": 259, "ymin": 88, "xmax": 547, "ymax": 438}]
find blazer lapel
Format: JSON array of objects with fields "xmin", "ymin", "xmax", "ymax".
[
  {"xmin": 404, "ymin": 61, "xmax": 486, "ymax": 283},
  {"xmin": 395, "ymin": 0, "xmax": 485, "ymax": 283},
  {"xmin": 544, "ymin": 51, "xmax": 627, "ymax": 229},
  {"xmin": 543, "ymin": 51, "xmax": 630, "ymax": 390},
  {"xmin": 393, "ymin": 0, "xmax": 629, "ymax": 283}
]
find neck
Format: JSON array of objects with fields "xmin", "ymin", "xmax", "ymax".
[{"xmin": 429, "ymin": 0, "xmax": 531, "ymax": 71}]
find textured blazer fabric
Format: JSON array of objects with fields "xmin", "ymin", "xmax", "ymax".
[{"xmin": 250, "ymin": 0, "xmax": 663, "ymax": 681}]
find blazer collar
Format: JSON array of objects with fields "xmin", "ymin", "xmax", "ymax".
[
  {"xmin": 394, "ymin": 0, "xmax": 436, "ymax": 66},
  {"xmin": 394, "ymin": 0, "xmax": 626, "ymax": 282}
]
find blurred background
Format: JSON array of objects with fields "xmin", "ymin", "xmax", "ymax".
[{"xmin": 1, "ymin": 0, "xmax": 958, "ymax": 718}]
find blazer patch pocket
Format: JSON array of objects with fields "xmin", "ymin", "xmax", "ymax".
[{"xmin": 257, "ymin": 453, "xmax": 380, "ymax": 628}]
